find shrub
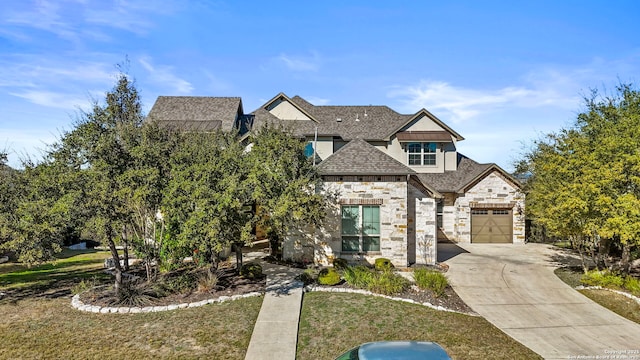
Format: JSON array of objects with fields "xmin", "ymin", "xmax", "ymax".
[
  {"xmin": 317, "ymin": 268, "xmax": 341, "ymax": 286},
  {"xmin": 240, "ymin": 262, "xmax": 263, "ymax": 279},
  {"xmin": 368, "ymin": 270, "xmax": 410, "ymax": 295},
  {"xmin": 333, "ymin": 258, "xmax": 349, "ymax": 270},
  {"xmin": 298, "ymin": 269, "xmax": 316, "ymax": 286},
  {"xmin": 197, "ymin": 271, "xmax": 220, "ymax": 293},
  {"xmin": 116, "ymin": 281, "xmax": 158, "ymax": 307},
  {"xmin": 414, "ymin": 268, "xmax": 448, "ymax": 297},
  {"xmin": 374, "ymin": 258, "xmax": 394, "ymax": 271},
  {"xmin": 623, "ymin": 276, "xmax": 640, "ymax": 296},
  {"xmin": 343, "ymin": 265, "xmax": 374, "ymax": 288},
  {"xmin": 581, "ymin": 270, "xmax": 624, "ymax": 289},
  {"xmin": 160, "ymin": 273, "xmax": 196, "ymax": 294}
]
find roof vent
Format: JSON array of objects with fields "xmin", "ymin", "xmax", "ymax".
[
  {"xmin": 336, "ymin": 118, "xmax": 342, "ymax": 122},
  {"xmin": 355, "ymin": 114, "xmax": 359, "ymax": 122}
]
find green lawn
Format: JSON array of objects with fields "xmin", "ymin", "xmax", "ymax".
[{"xmin": 297, "ymin": 292, "xmax": 542, "ymax": 360}]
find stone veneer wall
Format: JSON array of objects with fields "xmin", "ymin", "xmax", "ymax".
[
  {"xmin": 453, "ymin": 171, "xmax": 525, "ymax": 244},
  {"xmin": 302, "ymin": 180, "xmax": 410, "ymax": 267},
  {"xmin": 408, "ymin": 184, "xmax": 437, "ymax": 265}
]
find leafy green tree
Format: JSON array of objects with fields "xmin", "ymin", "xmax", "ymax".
[
  {"xmin": 519, "ymin": 84, "xmax": 640, "ymax": 273},
  {"xmin": 245, "ymin": 124, "xmax": 331, "ymax": 260},
  {"xmin": 163, "ymin": 131, "xmax": 253, "ymax": 272}
]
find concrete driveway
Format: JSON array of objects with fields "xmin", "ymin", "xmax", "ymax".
[{"xmin": 440, "ymin": 242, "xmax": 640, "ymax": 360}]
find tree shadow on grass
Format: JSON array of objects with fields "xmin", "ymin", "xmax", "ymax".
[{"xmin": 0, "ymin": 267, "xmax": 111, "ymax": 304}]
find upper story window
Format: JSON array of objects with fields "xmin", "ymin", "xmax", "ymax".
[{"xmin": 407, "ymin": 142, "xmax": 436, "ymax": 166}]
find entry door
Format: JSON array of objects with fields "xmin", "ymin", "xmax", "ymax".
[{"xmin": 471, "ymin": 209, "xmax": 512, "ymax": 243}]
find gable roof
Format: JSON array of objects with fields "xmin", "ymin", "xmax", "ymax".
[
  {"xmin": 389, "ymin": 108, "xmax": 464, "ymax": 141},
  {"xmin": 148, "ymin": 96, "xmax": 243, "ymax": 132},
  {"xmin": 317, "ymin": 138, "xmax": 415, "ymax": 176},
  {"xmin": 417, "ymin": 154, "xmax": 520, "ymax": 193}
]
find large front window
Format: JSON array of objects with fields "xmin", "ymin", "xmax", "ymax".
[
  {"xmin": 407, "ymin": 142, "xmax": 436, "ymax": 166},
  {"xmin": 341, "ymin": 205, "xmax": 380, "ymax": 252}
]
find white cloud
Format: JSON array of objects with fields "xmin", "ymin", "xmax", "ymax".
[
  {"xmin": 276, "ymin": 52, "xmax": 322, "ymax": 72},
  {"xmin": 9, "ymin": 90, "xmax": 90, "ymax": 110},
  {"xmin": 304, "ymin": 96, "xmax": 330, "ymax": 105},
  {"xmin": 139, "ymin": 57, "xmax": 193, "ymax": 94}
]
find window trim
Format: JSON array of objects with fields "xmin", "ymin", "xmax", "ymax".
[
  {"xmin": 341, "ymin": 205, "xmax": 381, "ymax": 253},
  {"xmin": 407, "ymin": 142, "xmax": 437, "ymax": 166}
]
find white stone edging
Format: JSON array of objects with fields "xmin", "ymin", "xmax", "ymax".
[
  {"xmin": 576, "ymin": 285, "xmax": 640, "ymax": 305},
  {"xmin": 304, "ymin": 285, "xmax": 479, "ymax": 316},
  {"xmin": 71, "ymin": 291, "xmax": 263, "ymax": 314}
]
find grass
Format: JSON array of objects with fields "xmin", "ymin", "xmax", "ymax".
[
  {"xmin": 0, "ymin": 295, "xmax": 262, "ymax": 359},
  {"xmin": 580, "ymin": 289, "xmax": 640, "ymax": 324},
  {"xmin": 554, "ymin": 267, "xmax": 640, "ymax": 324},
  {"xmin": 0, "ymin": 249, "xmax": 263, "ymax": 359},
  {"xmin": 297, "ymin": 292, "xmax": 542, "ymax": 360}
]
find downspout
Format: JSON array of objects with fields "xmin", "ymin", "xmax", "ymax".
[{"xmin": 313, "ymin": 126, "xmax": 318, "ymax": 166}]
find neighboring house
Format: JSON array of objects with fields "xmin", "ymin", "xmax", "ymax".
[{"xmin": 148, "ymin": 93, "xmax": 525, "ymax": 267}]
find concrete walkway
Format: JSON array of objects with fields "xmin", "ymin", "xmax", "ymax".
[
  {"xmin": 244, "ymin": 261, "xmax": 304, "ymax": 360},
  {"xmin": 440, "ymin": 242, "xmax": 640, "ymax": 360}
]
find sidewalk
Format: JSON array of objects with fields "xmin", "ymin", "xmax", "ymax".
[{"xmin": 244, "ymin": 261, "xmax": 304, "ymax": 360}]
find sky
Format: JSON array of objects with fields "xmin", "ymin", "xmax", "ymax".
[{"xmin": 1, "ymin": 0, "xmax": 639, "ymax": 170}]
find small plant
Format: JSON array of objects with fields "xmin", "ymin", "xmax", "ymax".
[
  {"xmin": 581, "ymin": 270, "xmax": 624, "ymax": 289},
  {"xmin": 343, "ymin": 265, "xmax": 374, "ymax": 288},
  {"xmin": 240, "ymin": 262, "xmax": 263, "ymax": 279},
  {"xmin": 317, "ymin": 268, "xmax": 341, "ymax": 285},
  {"xmin": 623, "ymin": 276, "xmax": 640, "ymax": 296},
  {"xmin": 368, "ymin": 270, "xmax": 410, "ymax": 295},
  {"xmin": 374, "ymin": 258, "xmax": 393, "ymax": 271},
  {"xmin": 333, "ymin": 258, "xmax": 349, "ymax": 270},
  {"xmin": 160, "ymin": 273, "xmax": 196, "ymax": 294},
  {"xmin": 298, "ymin": 269, "xmax": 317, "ymax": 286},
  {"xmin": 414, "ymin": 268, "xmax": 448, "ymax": 297},
  {"xmin": 197, "ymin": 271, "xmax": 220, "ymax": 293},
  {"xmin": 116, "ymin": 281, "xmax": 158, "ymax": 307}
]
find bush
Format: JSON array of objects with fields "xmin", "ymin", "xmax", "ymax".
[
  {"xmin": 240, "ymin": 262, "xmax": 263, "ymax": 279},
  {"xmin": 333, "ymin": 258, "xmax": 349, "ymax": 270},
  {"xmin": 159, "ymin": 273, "xmax": 196, "ymax": 294},
  {"xmin": 414, "ymin": 268, "xmax": 448, "ymax": 297},
  {"xmin": 374, "ymin": 258, "xmax": 394, "ymax": 271},
  {"xmin": 581, "ymin": 270, "xmax": 624, "ymax": 289},
  {"xmin": 624, "ymin": 276, "xmax": 640, "ymax": 296},
  {"xmin": 197, "ymin": 271, "xmax": 220, "ymax": 293},
  {"xmin": 343, "ymin": 265, "xmax": 374, "ymax": 288},
  {"xmin": 298, "ymin": 269, "xmax": 316, "ymax": 286},
  {"xmin": 368, "ymin": 270, "xmax": 410, "ymax": 295},
  {"xmin": 116, "ymin": 281, "xmax": 158, "ymax": 307},
  {"xmin": 318, "ymin": 268, "xmax": 341, "ymax": 286},
  {"xmin": 71, "ymin": 277, "xmax": 99, "ymax": 295}
]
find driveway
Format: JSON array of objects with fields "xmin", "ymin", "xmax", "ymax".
[{"xmin": 440, "ymin": 242, "xmax": 640, "ymax": 360}]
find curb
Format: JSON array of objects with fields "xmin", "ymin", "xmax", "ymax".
[
  {"xmin": 71, "ymin": 291, "xmax": 263, "ymax": 314},
  {"xmin": 576, "ymin": 285, "xmax": 640, "ymax": 305}
]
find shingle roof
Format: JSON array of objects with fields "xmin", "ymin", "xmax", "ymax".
[
  {"xmin": 251, "ymin": 94, "xmax": 413, "ymax": 141},
  {"xmin": 416, "ymin": 154, "xmax": 494, "ymax": 193},
  {"xmin": 147, "ymin": 96, "xmax": 242, "ymax": 132},
  {"xmin": 317, "ymin": 138, "xmax": 415, "ymax": 176}
]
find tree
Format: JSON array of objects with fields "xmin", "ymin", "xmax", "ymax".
[
  {"xmin": 54, "ymin": 72, "xmax": 145, "ymax": 293},
  {"xmin": 245, "ymin": 124, "xmax": 331, "ymax": 260},
  {"xmin": 519, "ymin": 83, "xmax": 640, "ymax": 273},
  {"xmin": 163, "ymin": 131, "xmax": 253, "ymax": 272}
]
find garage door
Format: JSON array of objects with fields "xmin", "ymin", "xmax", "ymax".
[{"xmin": 471, "ymin": 209, "xmax": 512, "ymax": 243}]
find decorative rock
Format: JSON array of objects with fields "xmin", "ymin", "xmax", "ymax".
[
  {"xmin": 152, "ymin": 306, "xmax": 168, "ymax": 312},
  {"xmin": 109, "ymin": 307, "xmax": 119, "ymax": 313},
  {"xmin": 129, "ymin": 307, "xmax": 142, "ymax": 314},
  {"xmin": 217, "ymin": 296, "xmax": 230, "ymax": 302},
  {"xmin": 141, "ymin": 307, "xmax": 154, "ymax": 313},
  {"xmin": 178, "ymin": 303, "xmax": 189, "ymax": 309},
  {"xmin": 90, "ymin": 306, "xmax": 101, "ymax": 313},
  {"xmin": 100, "ymin": 307, "xmax": 110, "ymax": 314},
  {"xmin": 167, "ymin": 304, "xmax": 179, "ymax": 311},
  {"xmin": 117, "ymin": 307, "xmax": 130, "ymax": 314}
]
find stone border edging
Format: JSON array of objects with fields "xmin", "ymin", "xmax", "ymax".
[
  {"xmin": 71, "ymin": 291, "xmax": 263, "ymax": 314},
  {"xmin": 576, "ymin": 285, "xmax": 640, "ymax": 305},
  {"xmin": 304, "ymin": 285, "xmax": 479, "ymax": 316}
]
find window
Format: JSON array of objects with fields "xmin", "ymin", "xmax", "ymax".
[
  {"xmin": 341, "ymin": 205, "xmax": 380, "ymax": 252},
  {"xmin": 407, "ymin": 142, "xmax": 436, "ymax": 166}
]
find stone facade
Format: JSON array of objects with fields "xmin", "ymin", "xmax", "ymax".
[
  {"xmin": 282, "ymin": 179, "xmax": 439, "ymax": 267},
  {"xmin": 452, "ymin": 171, "xmax": 525, "ymax": 244}
]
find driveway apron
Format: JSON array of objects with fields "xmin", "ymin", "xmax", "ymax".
[{"xmin": 441, "ymin": 243, "xmax": 640, "ymax": 360}]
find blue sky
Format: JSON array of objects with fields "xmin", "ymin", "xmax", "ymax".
[{"xmin": 1, "ymin": 1, "xmax": 639, "ymax": 170}]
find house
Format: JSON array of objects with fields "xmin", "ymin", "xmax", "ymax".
[{"xmin": 148, "ymin": 93, "xmax": 525, "ymax": 267}]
